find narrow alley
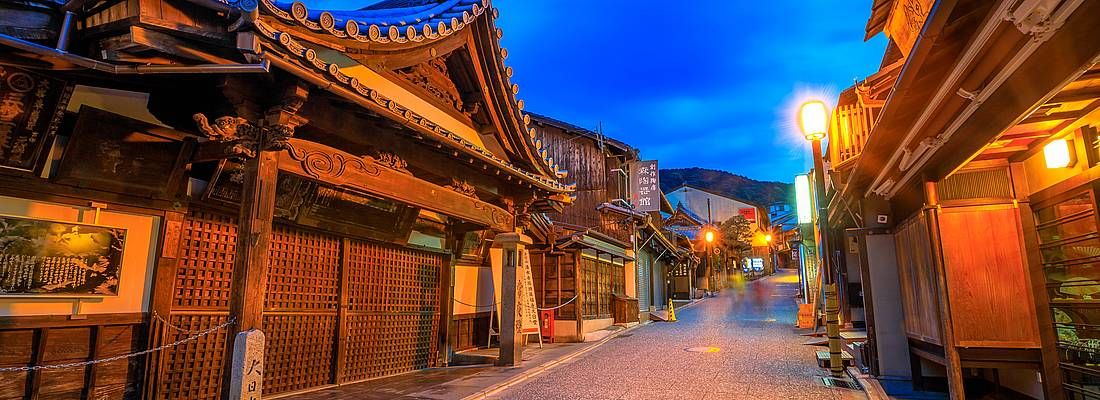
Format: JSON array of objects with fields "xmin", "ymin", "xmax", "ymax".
[{"xmin": 489, "ymin": 270, "xmax": 865, "ymax": 400}]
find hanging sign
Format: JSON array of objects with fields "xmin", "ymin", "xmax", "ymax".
[
  {"xmin": 630, "ymin": 160, "xmax": 660, "ymax": 212},
  {"xmin": 520, "ymin": 250, "xmax": 540, "ymax": 335},
  {"xmin": 0, "ymin": 66, "xmax": 72, "ymax": 172}
]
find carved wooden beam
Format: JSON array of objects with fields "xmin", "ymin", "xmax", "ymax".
[{"xmin": 280, "ymin": 138, "xmax": 514, "ymax": 232}]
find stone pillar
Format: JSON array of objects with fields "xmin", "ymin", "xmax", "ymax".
[{"xmin": 494, "ymin": 231, "xmax": 531, "ymax": 366}]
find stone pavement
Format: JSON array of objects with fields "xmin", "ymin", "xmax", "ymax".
[{"xmin": 487, "ymin": 269, "xmax": 866, "ymax": 400}]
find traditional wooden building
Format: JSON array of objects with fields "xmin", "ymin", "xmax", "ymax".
[
  {"xmin": 0, "ymin": 0, "xmax": 573, "ymax": 398},
  {"xmin": 523, "ymin": 113, "xmax": 647, "ymax": 341},
  {"xmin": 820, "ymin": 1, "xmax": 1100, "ymax": 399}
]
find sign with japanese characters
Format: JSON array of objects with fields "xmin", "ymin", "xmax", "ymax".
[
  {"xmin": 229, "ymin": 329, "xmax": 265, "ymax": 400},
  {"xmin": 0, "ymin": 215, "xmax": 126, "ymax": 297},
  {"xmin": 0, "ymin": 66, "xmax": 73, "ymax": 172},
  {"xmin": 631, "ymin": 160, "xmax": 660, "ymax": 212},
  {"xmin": 520, "ymin": 250, "xmax": 540, "ymax": 335},
  {"xmin": 738, "ymin": 207, "xmax": 757, "ymax": 222}
]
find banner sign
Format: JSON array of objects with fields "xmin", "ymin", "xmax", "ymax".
[
  {"xmin": 0, "ymin": 215, "xmax": 126, "ymax": 296},
  {"xmin": 520, "ymin": 250, "xmax": 540, "ymax": 335},
  {"xmin": 631, "ymin": 160, "xmax": 660, "ymax": 212}
]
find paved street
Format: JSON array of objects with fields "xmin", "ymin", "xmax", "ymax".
[{"xmin": 490, "ymin": 269, "xmax": 865, "ymax": 400}]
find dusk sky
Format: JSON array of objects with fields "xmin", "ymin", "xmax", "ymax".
[
  {"xmin": 493, "ymin": 0, "xmax": 888, "ymax": 183},
  {"xmin": 309, "ymin": 0, "xmax": 890, "ymax": 183}
]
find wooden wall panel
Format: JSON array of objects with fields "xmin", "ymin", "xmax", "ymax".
[
  {"xmin": 0, "ymin": 317, "xmax": 144, "ymax": 400},
  {"xmin": 894, "ymin": 214, "xmax": 943, "ymax": 344},
  {"xmin": 939, "ymin": 205, "xmax": 1040, "ymax": 348},
  {"xmin": 342, "ymin": 239, "xmax": 441, "ymax": 383},
  {"xmin": 262, "ymin": 225, "xmax": 341, "ymax": 396}
]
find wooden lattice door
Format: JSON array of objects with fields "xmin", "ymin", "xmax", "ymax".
[
  {"xmin": 342, "ymin": 239, "xmax": 442, "ymax": 382},
  {"xmin": 158, "ymin": 209, "xmax": 442, "ymax": 398}
]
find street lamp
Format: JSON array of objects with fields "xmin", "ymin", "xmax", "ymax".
[
  {"xmin": 704, "ymin": 230, "xmax": 715, "ymax": 243},
  {"xmin": 798, "ymin": 100, "xmax": 843, "ymax": 377}
]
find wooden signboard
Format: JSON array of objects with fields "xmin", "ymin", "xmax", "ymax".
[
  {"xmin": 206, "ymin": 161, "xmax": 418, "ymax": 243},
  {"xmin": 54, "ymin": 106, "xmax": 192, "ymax": 199},
  {"xmin": 0, "ymin": 214, "xmax": 126, "ymax": 296},
  {"xmin": 0, "ymin": 66, "xmax": 72, "ymax": 173},
  {"xmin": 520, "ymin": 250, "xmax": 540, "ymax": 335}
]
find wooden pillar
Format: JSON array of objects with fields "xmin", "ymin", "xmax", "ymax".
[
  {"xmin": 145, "ymin": 210, "xmax": 185, "ymax": 399},
  {"xmin": 494, "ymin": 232, "xmax": 531, "ymax": 366},
  {"xmin": 213, "ymin": 81, "xmax": 307, "ymax": 400},
  {"xmin": 1010, "ymin": 163, "xmax": 1065, "ymax": 400},
  {"xmin": 574, "ymin": 250, "xmax": 584, "ymax": 342},
  {"xmin": 922, "ymin": 181, "xmax": 965, "ymax": 400},
  {"xmin": 440, "ymin": 229, "xmax": 468, "ymax": 367}
]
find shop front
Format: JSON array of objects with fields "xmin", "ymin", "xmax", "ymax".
[{"xmin": 0, "ymin": 0, "xmax": 573, "ymax": 397}]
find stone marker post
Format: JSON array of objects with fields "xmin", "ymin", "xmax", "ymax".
[
  {"xmin": 229, "ymin": 329, "xmax": 265, "ymax": 400},
  {"xmin": 495, "ymin": 231, "xmax": 531, "ymax": 366}
]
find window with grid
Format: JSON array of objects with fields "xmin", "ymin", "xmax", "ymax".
[
  {"xmin": 598, "ymin": 259, "xmax": 612, "ymax": 318},
  {"xmin": 582, "ymin": 256, "xmax": 599, "ymax": 318},
  {"xmin": 1034, "ymin": 188, "xmax": 1100, "ymax": 400}
]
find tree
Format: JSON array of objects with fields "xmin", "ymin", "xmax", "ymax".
[{"xmin": 717, "ymin": 215, "xmax": 753, "ymax": 256}]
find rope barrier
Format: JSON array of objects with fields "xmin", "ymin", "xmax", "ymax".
[
  {"xmin": 452, "ymin": 297, "xmax": 498, "ymax": 308},
  {"xmin": 0, "ymin": 317, "xmax": 236, "ymax": 372},
  {"xmin": 454, "ymin": 294, "xmax": 577, "ymax": 311},
  {"xmin": 153, "ymin": 311, "xmax": 214, "ymax": 334},
  {"xmin": 537, "ymin": 294, "xmax": 578, "ymax": 311}
]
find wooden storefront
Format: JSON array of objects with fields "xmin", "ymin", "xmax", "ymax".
[
  {"xmin": 823, "ymin": 0, "xmax": 1100, "ymax": 398},
  {"xmin": 0, "ymin": 0, "xmax": 574, "ymax": 397}
]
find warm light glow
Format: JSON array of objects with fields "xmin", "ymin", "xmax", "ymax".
[
  {"xmin": 765, "ymin": 234, "xmax": 773, "ymax": 243},
  {"xmin": 795, "ymin": 174, "xmax": 813, "ymax": 224},
  {"xmin": 799, "ymin": 100, "xmax": 829, "ymax": 141},
  {"xmin": 704, "ymin": 230, "xmax": 715, "ymax": 243},
  {"xmin": 1044, "ymin": 138, "xmax": 1072, "ymax": 169}
]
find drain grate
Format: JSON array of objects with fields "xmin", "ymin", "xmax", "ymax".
[
  {"xmin": 820, "ymin": 377, "xmax": 860, "ymax": 390},
  {"xmin": 612, "ymin": 334, "xmax": 634, "ymax": 339}
]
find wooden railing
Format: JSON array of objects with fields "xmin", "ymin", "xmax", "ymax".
[{"xmin": 830, "ymin": 102, "xmax": 880, "ymax": 168}]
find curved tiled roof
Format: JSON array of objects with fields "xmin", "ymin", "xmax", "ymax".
[
  {"xmin": 260, "ymin": 0, "xmax": 486, "ymax": 44},
  {"xmin": 253, "ymin": 20, "xmax": 573, "ymax": 193},
  {"xmin": 254, "ymin": 0, "xmax": 570, "ymax": 185}
]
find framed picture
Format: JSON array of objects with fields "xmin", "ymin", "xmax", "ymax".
[
  {"xmin": 53, "ymin": 106, "xmax": 192, "ymax": 199},
  {"xmin": 0, "ymin": 66, "xmax": 73, "ymax": 173},
  {"xmin": 0, "ymin": 214, "xmax": 127, "ymax": 297}
]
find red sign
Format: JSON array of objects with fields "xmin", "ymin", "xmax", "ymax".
[{"xmin": 738, "ymin": 207, "xmax": 757, "ymax": 222}]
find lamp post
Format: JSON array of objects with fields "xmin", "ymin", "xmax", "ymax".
[
  {"xmin": 704, "ymin": 228, "xmax": 715, "ymax": 297},
  {"xmin": 799, "ymin": 100, "xmax": 844, "ymax": 377}
]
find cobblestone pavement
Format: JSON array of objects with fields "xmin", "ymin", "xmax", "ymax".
[{"xmin": 488, "ymin": 269, "xmax": 866, "ymax": 400}]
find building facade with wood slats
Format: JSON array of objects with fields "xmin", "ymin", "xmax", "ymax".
[
  {"xmin": 816, "ymin": 1, "xmax": 1100, "ymax": 399},
  {"xmin": 0, "ymin": 0, "xmax": 575, "ymax": 398}
]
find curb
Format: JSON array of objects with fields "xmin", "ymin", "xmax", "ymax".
[{"xmin": 460, "ymin": 304, "xmax": 697, "ymax": 400}]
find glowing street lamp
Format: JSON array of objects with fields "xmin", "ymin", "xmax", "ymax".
[
  {"xmin": 798, "ymin": 99, "xmax": 843, "ymax": 378},
  {"xmin": 799, "ymin": 100, "xmax": 829, "ymax": 141},
  {"xmin": 765, "ymin": 234, "xmax": 773, "ymax": 243},
  {"xmin": 704, "ymin": 230, "xmax": 715, "ymax": 243}
]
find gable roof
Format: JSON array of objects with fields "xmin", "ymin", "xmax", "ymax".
[
  {"xmin": 667, "ymin": 184, "xmax": 765, "ymax": 210},
  {"xmin": 251, "ymin": 0, "xmax": 572, "ymax": 192},
  {"xmin": 527, "ymin": 112, "xmax": 637, "ymax": 157}
]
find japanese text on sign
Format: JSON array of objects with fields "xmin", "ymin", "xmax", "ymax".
[{"xmin": 631, "ymin": 160, "xmax": 660, "ymax": 212}]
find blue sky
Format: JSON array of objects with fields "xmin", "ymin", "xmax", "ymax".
[{"xmin": 306, "ymin": 0, "xmax": 888, "ymax": 183}]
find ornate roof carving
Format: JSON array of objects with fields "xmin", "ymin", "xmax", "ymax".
[
  {"xmin": 250, "ymin": 1, "xmax": 570, "ymax": 192},
  {"xmin": 253, "ymin": 20, "xmax": 573, "ymax": 192}
]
